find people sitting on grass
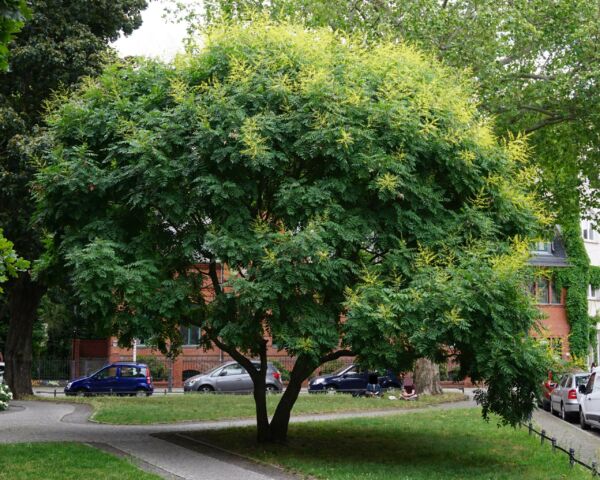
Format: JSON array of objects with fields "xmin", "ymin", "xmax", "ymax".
[
  {"xmin": 400, "ymin": 385, "xmax": 418, "ymax": 401},
  {"xmin": 364, "ymin": 374, "xmax": 382, "ymax": 397}
]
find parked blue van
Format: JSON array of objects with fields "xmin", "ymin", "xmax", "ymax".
[{"xmin": 65, "ymin": 362, "xmax": 153, "ymax": 397}]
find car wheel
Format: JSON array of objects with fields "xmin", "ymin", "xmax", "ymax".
[
  {"xmin": 76, "ymin": 389, "xmax": 87, "ymax": 398},
  {"xmin": 550, "ymin": 401, "xmax": 556, "ymax": 416},
  {"xmin": 560, "ymin": 403, "xmax": 568, "ymax": 421},
  {"xmin": 198, "ymin": 385, "xmax": 214, "ymax": 393},
  {"xmin": 325, "ymin": 385, "xmax": 337, "ymax": 394},
  {"xmin": 135, "ymin": 388, "xmax": 147, "ymax": 398},
  {"xmin": 265, "ymin": 384, "xmax": 279, "ymax": 394},
  {"xmin": 580, "ymin": 408, "xmax": 590, "ymax": 430}
]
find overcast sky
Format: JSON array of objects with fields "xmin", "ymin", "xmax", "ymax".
[{"xmin": 112, "ymin": 1, "xmax": 199, "ymax": 60}]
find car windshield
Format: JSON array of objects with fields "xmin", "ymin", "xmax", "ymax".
[
  {"xmin": 331, "ymin": 365, "xmax": 354, "ymax": 376},
  {"xmin": 576, "ymin": 375, "xmax": 591, "ymax": 387}
]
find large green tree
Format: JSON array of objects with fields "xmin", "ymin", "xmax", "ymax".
[
  {"xmin": 0, "ymin": 0, "xmax": 147, "ymax": 398},
  {"xmin": 200, "ymin": 0, "xmax": 600, "ymax": 365},
  {"xmin": 37, "ymin": 21, "xmax": 548, "ymax": 442}
]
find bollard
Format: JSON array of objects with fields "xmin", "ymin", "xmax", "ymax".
[
  {"xmin": 54, "ymin": 389, "xmax": 57, "ymax": 398},
  {"xmin": 569, "ymin": 448, "xmax": 575, "ymax": 468},
  {"xmin": 528, "ymin": 422, "xmax": 533, "ymax": 436},
  {"xmin": 551, "ymin": 437, "xmax": 556, "ymax": 452},
  {"xmin": 592, "ymin": 461, "xmax": 597, "ymax": 477},
  {"xmin": 164, "ymin": 388, "xmax": 167, "ymax": 396},
  {"xmin": 541, "ymin": 430, "xmax": 545, "ymax": 445}
]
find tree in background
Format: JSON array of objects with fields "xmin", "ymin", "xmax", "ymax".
[
  {"xmin": 38, "ymin": 21, "xmax": 548, "ymax": 442},
  {"xmin": 0, "ymin": 0, "xmax": 147, "ymax": 398},
  {"xmin": 0, "ymin": 0, "xmax": 29, "ymax": 71}
]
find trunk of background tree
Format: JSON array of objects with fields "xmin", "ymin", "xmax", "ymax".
[
  {"xmin": 5, "ymin": 273, "xmax": 45, "ymax": 399},
  {"xmin": 414, "ymin": 357, "xmax": 443, "ymax": 395}
]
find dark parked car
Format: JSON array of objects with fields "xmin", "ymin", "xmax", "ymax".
[
  {"xmin": 65, "ymin": 363, "xmax": 153, "ymax": 397},
  {"xmin": 308, "ymin": 364, "xmax": 401, "ymax": 394},
  {"xmin": 183, "ymin": 361, "xmax": 283, "ymax": 393}
]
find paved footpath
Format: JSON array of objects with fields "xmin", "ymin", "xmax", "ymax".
[
  {"xmin": 532, "ymin": 408, "xmax": 600, "ymax": 467},
  {"xmin": 0, "ymin": 396, "xmax": 476, "ymax": 480}
]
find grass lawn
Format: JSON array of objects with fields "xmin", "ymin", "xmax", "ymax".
[
  {"xmin": 42, "ymin": 391, "xmax": 466, "ymax": 424},
  {"xmin": 193, "ymin": 408, "xmax": 587, "ymax": 479},
  {"xmin": 0, "ymin": 442, "xmax": 160, "ymax": 480}
]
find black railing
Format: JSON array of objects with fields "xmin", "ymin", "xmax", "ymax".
[{"xmin": 524, "ymin": 421, "xmax": 598, "ymax": 476}]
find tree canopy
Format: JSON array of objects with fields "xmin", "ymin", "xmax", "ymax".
[
  {"xmin": 0, "ymin": 0, "xmax": 29, "ymax": 70},
  {"xmin": 37, "ymin": 20, "xmax": 548, "ymax": 440},
  {"xmin": 201, "ymin": 0, "xmax": 600, "ymax": 220}
]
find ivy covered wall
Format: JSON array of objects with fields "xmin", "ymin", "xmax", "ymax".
[{"xmin": 555, "ymin": 218, "xmax": 600, "ymax": 358}]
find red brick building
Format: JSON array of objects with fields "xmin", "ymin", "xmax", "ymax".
[{"xmin": 72, "ymin": 239, "xmax": 573, "ymax": 386}]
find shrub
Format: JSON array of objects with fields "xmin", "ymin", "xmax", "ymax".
[
  {"xmin": 137, "ymin": 355, "xmax": 168, "ymax": 381},
  {"xmin": 0, "ymin": 384, "xmax": 12, "ymax": 411}
]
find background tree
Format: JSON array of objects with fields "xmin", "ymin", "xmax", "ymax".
[
  {"xmin": 0, "ymin": 0, "xmax": 147, "ymax": 398},
  {"xmin": 37, "ymin": 21, "xmax": 548, "ymax": 442}
]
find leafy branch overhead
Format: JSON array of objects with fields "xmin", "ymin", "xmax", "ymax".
[
  {"xmin": 0, "ymin": 230, "xmax": 29, "ymax": 294},
  {"xmin": 38, "ymin": 20, "xmax": 547, "ymax": 431}
]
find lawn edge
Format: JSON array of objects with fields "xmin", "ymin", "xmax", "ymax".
[{"xmin": 31, "ymin": 392, "xmax": 469, "ymax": 426}]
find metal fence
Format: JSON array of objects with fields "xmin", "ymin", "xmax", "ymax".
[
  {"xmin": 31, "ymin": 357, "xmax": 71, "ymax": 381},
  {"xmin": 524, "ymin": 421, "xmax": 599, "ymax": 476}
]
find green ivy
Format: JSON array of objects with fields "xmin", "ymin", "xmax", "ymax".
[{"xmin": 554, "ymin": 219, "xmax": 595, "ymax": 358}]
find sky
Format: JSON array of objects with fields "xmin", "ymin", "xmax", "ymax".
[{"xmin": 112, "ymin": 1, "xmax": 198, "ymax": 60}]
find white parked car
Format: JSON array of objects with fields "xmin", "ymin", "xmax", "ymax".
[
  {"xmin": 550, "ymin": 372, "xmax": 590, "ymax": 421},
  {"xmin": 577, "ymin": 368, "xmax": 600, "ymax": 430}
]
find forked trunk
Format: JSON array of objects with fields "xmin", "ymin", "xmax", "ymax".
[
  {"xmin": 5, "ymin": 273, "xmax": 45, "ymax": 399},
  {"xmin": 414, "ymin": 357, "xmax": 443, "ymax": 395}
]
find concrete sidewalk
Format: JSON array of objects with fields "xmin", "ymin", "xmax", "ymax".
[{"xmin": 532, "ymin": 408, "xmax": 600, "ymax": 467}]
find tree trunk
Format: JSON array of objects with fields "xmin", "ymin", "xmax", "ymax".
[
  {"xmin": 5, "ymin": 273, "xmax": 45, "ymax": 399},
  {"xmin": 252, "ymin": 364, "xmax": 271, "ymax": 443},
  {"xmin": 268, "ymin": 355, "xmax": 314, "ymax": 443},
  {"xmin": 414, "ymin": 357, "xmax": 443, "ymax": 395}
]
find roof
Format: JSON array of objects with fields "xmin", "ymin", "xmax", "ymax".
[{"xmin": 528, "ymin": 232, "xmax": 570, "ymax": 268}]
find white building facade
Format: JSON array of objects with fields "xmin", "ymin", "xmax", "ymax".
[{"xmin": 582, "ymin": 219, "xmax": 600, "ymax": 363}]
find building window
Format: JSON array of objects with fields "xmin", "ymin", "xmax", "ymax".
[
  {"xmin": 180, "ymin": 326, "xmax": 200, "ymax": 346},
  {"xmin": 548, "ymin": 337, "xmax": 563, "ymax": 356},
  {"xmin": 530, "ymin": 277, "xmax": 562, "ymax": 305},
  {"xmin": 590, "ymin": 285, "xmax": 600, "ymax": 299},
  {"xmin": 583, "ymin": 222, "xmax": 598, "ymax": 242},
  {"xmin": 531, "ymin": 241, "xmax": 553, "ymax": 254}
]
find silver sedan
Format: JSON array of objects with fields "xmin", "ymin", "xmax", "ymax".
[
  {"xmin": 550, "ymin": 372, "xmax": 590, "ymax": 421},
  {"xmin": 183, "ymin": 360, "xmax": 283, "ymax": 393}
]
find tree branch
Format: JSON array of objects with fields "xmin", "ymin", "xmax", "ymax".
[
  {"xmin": 319, "ymin": 349, "xmax": 355, "ymax": 364},
  {"xmin": 208, "ymin": 259, "xmax": 222, "ymax": 296},
  {"xmin": 524, "ymin": 115, "xmax": 576, "ymax": 134}
]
